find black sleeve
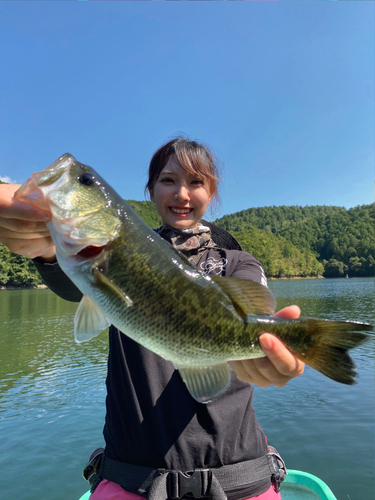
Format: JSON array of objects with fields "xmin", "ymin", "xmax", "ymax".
[
  {"xmin": 228, "ymin": 251, "xmax": 268, "ymax": 286},
  {"xmin": 32, "ymin": 259, "xmax": 83, "ymax": 303}
]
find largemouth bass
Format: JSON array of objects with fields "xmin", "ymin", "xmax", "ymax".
[{"xmin": 15, "ymin": 154, "xmax": 372, "ymax": 403}]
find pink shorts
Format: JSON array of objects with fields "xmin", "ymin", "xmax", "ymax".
[{"xmin": 89, "ymin": 479, "xmax": 281, "ymax": 500}]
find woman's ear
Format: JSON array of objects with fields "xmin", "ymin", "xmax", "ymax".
[{"xmin": 149, "ymin": 190, "xmax": 155, "ymax": 203}]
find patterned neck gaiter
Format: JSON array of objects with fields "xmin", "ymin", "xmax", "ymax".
[{"xmin": 155, "ymin": 223, "xmax": 217, "ymax": 265}]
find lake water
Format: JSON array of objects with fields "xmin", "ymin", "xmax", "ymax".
[{"xmin": 0, "ymin": 278, "xmax": 374, "ymax": 500}]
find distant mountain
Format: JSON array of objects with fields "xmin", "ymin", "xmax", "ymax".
[
  {"xmin": 1, "ymin": 201, "xmax": 373, "ymax": 286},
  {"xmin": 215, "ymin": 204, "xmax": 374, "ymax": 278},
  {"xmin": 126, "ymin": 200, "xmax": 162, "ymax": 228}
]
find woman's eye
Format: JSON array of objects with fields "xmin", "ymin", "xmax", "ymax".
[
  {"xmin": 160, "ymin": 177, "xmax": 174, "ymax": 183},
  {"xmin": 192, "ymin": 179, "xmax": 204, "ymax": 185}
]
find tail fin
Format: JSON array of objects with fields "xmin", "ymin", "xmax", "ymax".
[{"xmin": 294, "ymin": 319, "xmax": 372, "ymax": 385}]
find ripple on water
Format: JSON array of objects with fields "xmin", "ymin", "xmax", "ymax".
[
  {"xmin": 1, "ymin": 281, "xmax": 374, "ymax": 500},
  {"xmin": 0, "ymin": 360, "xmax": 107, "ymax": 422}
]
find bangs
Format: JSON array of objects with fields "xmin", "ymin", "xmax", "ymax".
[{"xmin": 174, "ymin": 142, "xmax": 220, "ymax": 189}]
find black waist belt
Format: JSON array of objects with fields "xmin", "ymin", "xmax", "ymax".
[{"xmin": 90, "ymin": 447, "xmax": 286, "ymax": 500}]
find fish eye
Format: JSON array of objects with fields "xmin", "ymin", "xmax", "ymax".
[{"xmin": 78, "ymin": 173, "xmax": 95, "ymax": 186}]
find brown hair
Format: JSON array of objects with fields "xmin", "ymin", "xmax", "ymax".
[{"xmin": 145, "ymin": 137, "xmax": 221, "ymax": 210}]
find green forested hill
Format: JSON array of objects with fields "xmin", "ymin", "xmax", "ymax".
[
  {"xmin": 231, "ymin": 227, "xmax": 324, "ymax": 278},
  {"xmin": 0, "ymin": 245, "xmax": 43, "ymax": 286},
  {"xmin": 0, "ymin": 201, "xmax": 373, "ymax": 286},
  {"xmin": 216, "ymin": 204, "xmax": 374, "ymax": 278},
  {"xmin": 127, "ymin": 200, "xmax": 162, "ymax": 228}
]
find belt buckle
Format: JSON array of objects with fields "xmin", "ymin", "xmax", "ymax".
[{"xmin": 168, "ymin": 469, "xmax": 211, "ymax": 499}]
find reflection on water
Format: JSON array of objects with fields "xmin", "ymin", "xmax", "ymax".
[
  {"xmin": 0, "ymin": 279, "xmax": 374, "ymax": 500},
  {"xmin": 268, "ymin": 277, "xmax": 375, "ymax": 323},
  {"xmin": 264, "ymin": 277, "xmax": 374, "ymax": 500},
  {"xmin": 0, "ymin": 289, "xmax": 108, "ymax": 499},
  {"xmin": 0, "ymin": 290, "xmax": 108, "ymax": 390}
]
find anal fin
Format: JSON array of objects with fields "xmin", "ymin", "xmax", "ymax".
[{"xmin": 175, "ymin": 362, "xmax": 231, "ymax": 404}]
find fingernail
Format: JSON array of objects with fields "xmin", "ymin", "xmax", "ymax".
[{"xmin": 260, "ymin": 336, "xmax": 273, "ymax": 352}]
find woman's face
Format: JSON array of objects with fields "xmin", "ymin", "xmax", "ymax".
[{"xmin": 150, "ymin": 155, "xmax": 213, "ymax": 230}]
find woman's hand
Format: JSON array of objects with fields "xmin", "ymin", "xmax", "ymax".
[
  {"xmin": 230, "ymin": 305, "xmax": 304, "ymax": 387},
  {"xmin": 0, "ymin": 184, "xmax": 56, "ymax": 261}
]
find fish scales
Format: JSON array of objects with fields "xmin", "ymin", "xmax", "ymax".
[{"xmin": 93, "ymin": 222, "xmax": 254, "ymax": 365}]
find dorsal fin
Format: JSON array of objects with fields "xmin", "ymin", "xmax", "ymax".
[{"xmin": 211, "ymin": 276, "xmax": 276, "ymax": 317}]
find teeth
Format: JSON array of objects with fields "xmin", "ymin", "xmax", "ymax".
[{"xmin": 171, "ymin": 208, "xmax": 191, "ymax": 214}]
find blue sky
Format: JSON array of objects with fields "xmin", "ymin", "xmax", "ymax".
[{"xmin": 0, "ymin": 2, "xmax": 373, "ymax": 220}]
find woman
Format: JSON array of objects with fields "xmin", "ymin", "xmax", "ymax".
[{"xmin": 0, "ymin": 138, "xmax": 303, "ymax": 500}]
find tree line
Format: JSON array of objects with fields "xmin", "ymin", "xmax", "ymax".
[
  {"xmin": 216, "ymin": 204, "xmax": 374, "ymax": 278},
  {"xmin": 0, "ymin": 193, "xmax": 373, "ymax": 285}
]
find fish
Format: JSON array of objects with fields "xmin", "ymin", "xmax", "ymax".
[{"xmin": 15, "ymin": 153, "xmax": 372, "ymax": 403}]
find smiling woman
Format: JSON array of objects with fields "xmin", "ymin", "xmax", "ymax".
[{"xmin": 0, "ymin": 137, "xmax": 309, "ymax": 500}]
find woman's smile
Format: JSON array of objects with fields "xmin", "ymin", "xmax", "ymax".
[{"xmin": 169, "ymin": 206, "xmax": 194, "ymax": 216}]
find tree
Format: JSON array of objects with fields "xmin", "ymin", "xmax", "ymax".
[{"xmin": 323, "ymin": 259, "xmax": 345, "ymax": 278}]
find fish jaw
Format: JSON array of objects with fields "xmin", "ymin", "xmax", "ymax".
[{"xmin": 15, "ymin": 153, "xmax": 121, "ymax": 259}]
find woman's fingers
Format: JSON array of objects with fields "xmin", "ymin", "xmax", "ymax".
[
  {"xmin": 230, "ymin": 304, "xmax": 305, "ymax": 387},
  {"xmin": 0, "ymin": 217, "xmax": 51, "ymax": 237},
  {"xmin": 0, "ymin": 184, "xmax": 54, "ymax": 259},
  {"xmin": 257, "ymin": 334, "xmax": 305, "ymax": 383},
  {"xmin": 273, "ymin": 304, "xmax": 301, "ymax": 319},
  {"xmin": 3, "ymin": 236, "xmax": 55, "ymax": 259},
  {"xmin": 0, "ymin": 184, "xmax": 49, "ymax": 219}
]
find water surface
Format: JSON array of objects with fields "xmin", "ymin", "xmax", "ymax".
[{"xmin": 0, "ymin": 278, "xmax": 374, "ymax": 500}]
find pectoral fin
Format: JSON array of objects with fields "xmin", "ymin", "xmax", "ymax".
[
  {"xmin": 74, "ymin": 295, "xmax": 110, "ymax": 343},
  {"xmin": 92, "ymin": 266, "xmax": 134, "ymax": 308},
  {"xmin": 211, "ymin": 276, "xmax": 276, "ymax": 317},
  {"xmin": 175, "ymin": 362, "xmax": 231, "ymax": 403}
]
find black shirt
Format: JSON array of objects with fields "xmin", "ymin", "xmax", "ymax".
[{"xmin": 33, "ymin": 245, "xmax": 271, "ymax": 498}]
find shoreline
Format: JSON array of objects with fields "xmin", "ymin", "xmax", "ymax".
[
  {"xmin": 2, "ymin": 275, "xmax": 373, "ymax": 290},
  {"xmin": 0, "ymin": 284, "xmax": 48, "ymax": 290},
  {"xmin": 0, "ymin": 277, "xmax": 326, "ymax": 290},
  {"xmin": 268, "ymin": 275, "xmax": 325, "ymax": 280}
]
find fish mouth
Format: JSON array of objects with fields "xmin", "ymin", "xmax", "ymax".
[{"xmin": 77, "ymin": 245, "xmax": 107, "ymax": 259}]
